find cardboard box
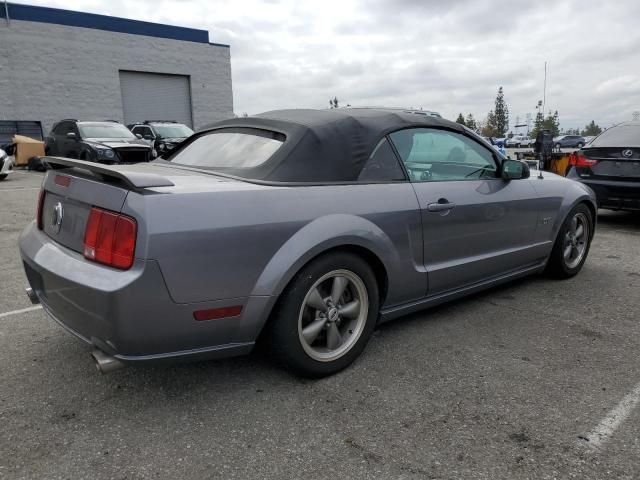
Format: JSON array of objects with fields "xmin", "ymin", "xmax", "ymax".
[{"xmin": 12, "ymin": 135, "xmax": 45, "ymax": 166}]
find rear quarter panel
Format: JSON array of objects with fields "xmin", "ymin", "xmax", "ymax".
[
  {"xmin": 123, "ymin": 182, "xmax": 425, "ymax": 308},
  {"xmin": 528, "ymin": 172, "xmax": 597, "ymax": 243}
]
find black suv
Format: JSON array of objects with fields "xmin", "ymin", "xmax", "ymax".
[
  {"xmin": 128, "ymin": 121, "xmax": 194, "ymax": 156},
  {"xmin": 45, "ymin": 120, "xmax": 153, "ymax": 163}
]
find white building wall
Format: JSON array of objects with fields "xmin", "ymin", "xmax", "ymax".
[{"xmin": 0, "ymin": 19, "xmax": 233, "ymax": 134}]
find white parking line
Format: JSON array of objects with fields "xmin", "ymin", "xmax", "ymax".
[
  {"xmin": 0, "ymin": 187, "xmax": 41, "ymax": 192},
  {"xmin": 583, "ymin": 382, "xmax": 640, "ymax": 450},
  {"xmin": 0, "ymin": 305, "xmax": 42, "ymax": 319}
]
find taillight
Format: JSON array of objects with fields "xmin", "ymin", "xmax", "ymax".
[
  {"xmin": 36, "ymin": 188, "xmax": 45, "ymax": 230},
  {"xmin": 83, "ymin": 207, "xmax": 137, "ymax": 270},
  {"xmin": 570, "ymin": 152, "xmax": 598, "ymax": 167}
]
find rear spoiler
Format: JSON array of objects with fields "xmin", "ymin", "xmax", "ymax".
[{"xmin": 44, "ymin": 157, "xmax": 174, "ymax": 189}]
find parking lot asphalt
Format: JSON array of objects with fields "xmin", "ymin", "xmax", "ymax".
[{"xmin": 1, "ymin": 170, "xmax": 639, "ymax": 480}]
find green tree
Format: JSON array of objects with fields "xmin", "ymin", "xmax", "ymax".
[
  {"xmin": 481, "ymin": 110, "xmax": 501, "ymax": 137},
  {"xmin": 329, "ymin": 97, "xmax": 339, "ymax": 109},
  {"xmin": 465, "ymin": 113, "xmax": 477, "ymax": 131},
  {"xmin": 542, "ymin": 110, "xmax": 560, "ymax": 137},
  {"xmin": 493, "ymin": 87, "xmax": 509, "ymax": 136},
  {"xmin": 530, "ymin": 110, "xmax": 544, "ymax": 138},
  {"xmin": 455, "ymin": 113, "xmax": 466, "ymax": 126},
  {"xmin": 530, "ymin": 110, "xmax": 559, "ymax": 138},
  {"xmin": 581, "ymin": 120, "xmax": 602, "ymax": 136}
]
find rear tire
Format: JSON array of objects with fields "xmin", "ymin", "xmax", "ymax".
[
  {"xmin": 546, "ymin": 204, "xmax": 593, "ymax": 278},
  {"xmin": 266, "ymin": 252, "xmax": 379, "ymax": 377},
  {"xmin": 577, "ymin": 142, "xmax": 584, "ymax": 148}
]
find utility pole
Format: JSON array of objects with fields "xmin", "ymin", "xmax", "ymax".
[
  {"xmin": 542, "ymin": 61, "xmax": 547, "ymax": 114},
  {"xmin": 4, "ymin": 0, "xmax": 10, "ymax": 26}
]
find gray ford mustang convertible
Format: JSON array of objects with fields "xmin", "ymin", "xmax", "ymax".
[{"xmin": 20, "ymin": 108, "xmax": 597, "ymax": 377}]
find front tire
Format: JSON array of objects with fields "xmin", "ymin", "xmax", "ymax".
[
  {"xmin": 546, "ymin": 204, "xmax": 593, "ymax": 278},
  {"xmin": 267, "ymin": 252, "xmax": 379, "ymax": 377},
  {"xmin": 0, "ymin": 174, "xmax": 7, "ymax": 181}
]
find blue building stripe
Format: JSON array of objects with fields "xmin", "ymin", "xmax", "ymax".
[{"xmin": 1, "ymin": 2, "xmax": 230, "ymax": 47}]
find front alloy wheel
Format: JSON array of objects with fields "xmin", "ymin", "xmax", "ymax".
[
  {"xmin": 562, "ymin": 212, "xmax": 589, "ymax": 269},
  {"xmin": 546, "ymin": 203, "xmax": 593, "ymax": 278}
]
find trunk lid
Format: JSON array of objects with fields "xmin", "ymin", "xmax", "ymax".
[
  {"xmin": 583, "ymin": 147, "xmax": 640, "ymax": 180},
  {"xmin": 39, "ymin": 157, "xmax": 253, "ymax": 253}
]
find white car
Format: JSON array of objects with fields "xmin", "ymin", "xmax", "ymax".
[
  {"xmin": 0, "ymin": 148, "xmax": 14, "ymax": 180},
  {"xmin": 506, "ymin": 135, "xmax": 533, "ymax": 148}
]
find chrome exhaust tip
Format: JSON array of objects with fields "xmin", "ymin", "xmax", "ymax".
[
  {"xmin": 25, "ymin": 287, "xmax": 40, "ymax": 304},
  {"xmin": 91, "ymin": 349, "xmax": 124, "ymax": 374}
]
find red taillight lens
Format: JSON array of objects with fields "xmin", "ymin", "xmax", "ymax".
[
  {"xmin": 83, "ymin": 207, "xmax": 137, "ymax": 270},
  {"xmin": 36, "ymin": 188, "xmax": 45, "ymax": 230},
  {"xmin": 570, "ymin": 152, "xmax": 598, "ymax": 167}
]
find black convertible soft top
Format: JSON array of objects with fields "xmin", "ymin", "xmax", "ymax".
[{"xmin": 188, "ymin": 108, "xmax": 466, "ymax": 182}]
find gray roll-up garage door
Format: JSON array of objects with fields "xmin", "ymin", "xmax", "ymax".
[{"xmin": 119, "ymin": 71, "xmax": 193, "ymax": 127}]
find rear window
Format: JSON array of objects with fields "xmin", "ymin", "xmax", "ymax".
[
  {"xmin": 590, "ymin": 125, "xmax": 640, "ymax": 148},
  {"xmin": 168, "ymin": 129, "xmax": 284, "ymax": 169}
]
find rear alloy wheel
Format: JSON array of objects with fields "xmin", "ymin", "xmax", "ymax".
[
  {"xmin": 577, "ymin": 142, "xmax": 584, "ymax": 148},
  {"xmin": 267, "ymin": 253, "xmax": 379, "ymax": 377},
  {"xmin": 546, "ymin": 204, "xmax": 593, "ymax": 278}
]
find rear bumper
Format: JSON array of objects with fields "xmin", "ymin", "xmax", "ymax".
[
  {"xmin": 566, "ymin": 171, "xmax": 640, "ymax": 211},
  {"xmin": 19, "ymin": 222, "xmax": 273, "ymax": 363}
]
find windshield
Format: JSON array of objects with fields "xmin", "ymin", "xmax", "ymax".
[
  {"xmin": 589, "ymin": 125, "xmax": 640, "ymax": 148},
  {"xmin": 153, "ymin": 124, "xmax": 194, "ymax": 139},
  {"xmin": 79, "ymin": 123, "xmax": 136, "ymax": 139},
  {"xmin": 167, "ymin": 129, "xmax": 284, "ymax": 170}
]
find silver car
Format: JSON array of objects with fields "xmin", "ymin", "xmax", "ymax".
[{"xmin": 20, "ymin": 109, "xmax": 597, "ymax": 377}]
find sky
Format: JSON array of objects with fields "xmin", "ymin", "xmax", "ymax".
[{"xmin": 13, "ymin": 0, "xmax": 640, "ymax": 132}]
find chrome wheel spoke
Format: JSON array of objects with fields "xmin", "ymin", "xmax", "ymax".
[
  {"xmin": 302, "ymin": 318, "xmax": 327, "ymax": 344},
  {"xmin": 570, "ymin": 216, "xmax": 578, "ymax": 234},
  {"xmin": 338, "ymin": 300, "xmax": 360, "ymax": 319},
  {"xmin": 564, "ymin": 245, "xmax": 573, "ymax": 260},
  {"xmin": 575, "ymin": 224, "xmax": 584, "ymax": 239},
  {"xmin": 326, "ymin": 322, "xmax": 342, "ymax": 350},
  {"xmin": 306, "ymin": 288, "xmax": 328, "ymax": 312},
  {"xmin": 330, "ymin": 276, "xmax": 348, "ymax": 305}
]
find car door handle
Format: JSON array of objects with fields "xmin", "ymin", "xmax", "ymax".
[{"xmin": 427, "ymin": 200, "xmax": 456, "ymax": 212}]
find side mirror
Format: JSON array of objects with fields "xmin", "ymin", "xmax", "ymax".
[
  {"xmin": 143, "ymin": 134, "xmax": 154, "ymax": 140},
  {"xmin": 66, "ymin": 132, "xmax": 77, "ymax": 140},
  {"xmin": 501, "ymin": 159, "xmax": 530, "ymax": 180},
  {"xmin": 135, "ymin": 133, "xmax": 143, "ymax": 139}
]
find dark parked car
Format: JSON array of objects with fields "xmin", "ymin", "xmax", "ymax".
[
  {"xmin": 553, "ymin": 135, "xmax": 586, "ymax": 149},
  {"xmin": 45, "ymin": 120, "xmax": 152, "ymax": 163},
  {"xmin": 128, "ymin": 121, "xmax": 194, "ymax": 156},
  {"xmin": 22, "ymin": 109, "xmax": 596, "ymax": 377},
  {"xmin": 567, "ymin": 121, "xmax": 640, "ymax": 211}
]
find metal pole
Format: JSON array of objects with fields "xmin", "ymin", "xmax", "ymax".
[
  {"xmin": 4, "ymin": 0, "xmax": 9, "ymax": 26},
  {"xmin": 542, "ymin": 61, "xmax": 547, "ymax": 115}
]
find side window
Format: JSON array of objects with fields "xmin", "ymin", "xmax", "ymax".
[
  {"xmin": 389, "ymin": 128, "xmax": 498, "ymax": 182},
  {"xmin": 54, "ymin": 122, "xmax": 71, "ymax": 136},
  {"xmin": 358, "ymin": 138, "xmax": 406, "ymax": 182}
]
